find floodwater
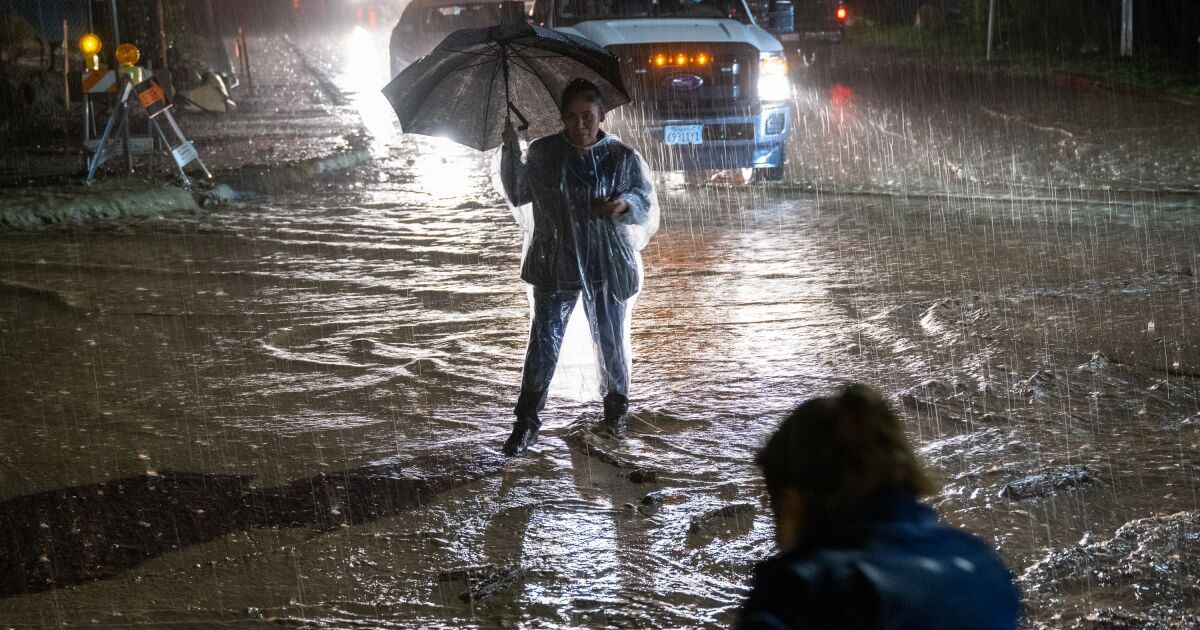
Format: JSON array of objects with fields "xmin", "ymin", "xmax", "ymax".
[{"xmin": 2, "ymin": 19, "xmax": 1199, "ymax": 629}]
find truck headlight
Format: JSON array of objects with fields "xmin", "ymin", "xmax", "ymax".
[{"xmin": 757, "ymin": 51, "xmax": 790, "ymax": 102}]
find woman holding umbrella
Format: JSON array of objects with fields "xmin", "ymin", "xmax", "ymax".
[
  {"xmin": 382, "ymin": 10, "xmax": 658, "ymax": 457},
  {"xmin": 499, "ymin": 78, "xmax": 658, "ymax": 457}
]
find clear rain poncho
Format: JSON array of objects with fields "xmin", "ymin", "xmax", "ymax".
[{"xmin": 496, "ymin": 129, "xmax": 659, "ymax": 415}]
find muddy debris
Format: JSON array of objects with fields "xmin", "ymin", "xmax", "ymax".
[
  {"xmin": 627, "ymin": 468, "xmax": 658, "ymax": 483},
  {"xmin": 638, "ymin": 490, "xmax": 667, "ymax": 516},
  {"xmin": 1157, "ymin": 264, "xmax": 1193, "ymax": 278},
  {"xmin": 563, "ymin": 420, "xmax": 659, "ymax": 483},
  {"xmin": 1020, "ymin": 511, "xmax": 1200, "ymax": 628},
  {"xmin": 919, "ymin": 426, "xmax": 1009, "ymax": 462},
  {"xmin": 1075, "ymin": 352, "xmax": 1113, "ymax": 374},
  {"xmin": 1014, "ymin": 369, "xmax": 1058, "ymax": 400},
  {"xmin": 1173, "ymin": 413, "xmax": 1200, "ymax": 430},
  {"xmin": 1000, "ymin": 465, "xmax": 1100, "ymax": 500},
  {"xmin": 437, "ymin": 564, "xmax": 496, "ymax": 583},
  {"xmin": 641, "ymin": 491, "xmax": 666, "ymax": 507},
  {"xmin": 1029, "ymin": 607, "xmax": 1200, "ymax": 630},
  {"xmin": 687, "ymin": 502, "xmax": 756, "ymax": 535},
  {"xmin": 459, "ymin": 565, "xmax": 529, "ymax": 603},
  {"xmin": 899, "ymin": 377, "xmax": 970, "ymax": 413}
]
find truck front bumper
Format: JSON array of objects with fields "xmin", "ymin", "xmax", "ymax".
[
  {"xmin": 615, "ymin": 105, "xmax": 790, "ymax": 172},
  {"xmin": 777, "ymin": 31, "xmax": 845, "ymax": 45}
]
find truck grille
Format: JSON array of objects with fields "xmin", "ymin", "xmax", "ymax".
[{"xmin": 606, "ymin": 43, "xmax": 757, "ymax": 117}]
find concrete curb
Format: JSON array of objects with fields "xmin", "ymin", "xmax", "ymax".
[
  {"xmin": 212, "ymin": 134, "xmax": 373, "ymax": 193},
  {"xmin": 0, "ymin": 136, "xmax": 373, "ymax": 230},
  {"xmin": 847, "ymin": 37, "xmax": 1199, "ymax": 107},
  {"xmin": 1050, "ymin": 71, "xmax": 1200, "ymax": 106},
  {"xmin": 0, "ymin": 185, "xmax": 202, "ymax": 230}
]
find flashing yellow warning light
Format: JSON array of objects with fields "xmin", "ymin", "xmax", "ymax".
[
  {"xmin": 115, "ymin": 43, "xmax": 140, "ymax": 67},
  {"xmin": 697, "ymin": 53, "xmax": 709, "ymax": 65},
  {"xmin": 79, "ymin": 33, "xmax": 102, "ymax": 55},
  {"xmin": 676, "ymin": 53, "xmax": 687, "ymax": 65},
  {"xmin": 79, "ymin": 34, "xmax": 104, "ymax": 71},
  {"xmin": 653, "ymin": 54, "xmax": 666, "ymax": 66}
]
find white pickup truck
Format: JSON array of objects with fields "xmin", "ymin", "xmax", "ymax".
[{"xmin": 530, "ymin": 0, "xmax": 795, "ymax": 180}]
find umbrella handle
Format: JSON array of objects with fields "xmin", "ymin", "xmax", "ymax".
[{"xmin": 507, "ymin": 101, "xmax": 529, "ymax": 132}]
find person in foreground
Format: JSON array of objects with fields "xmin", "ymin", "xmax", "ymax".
[
  {"xmin": 498, "ymin": 78, "xmax": 657, "ymax": 457},
  {"xmin": 742, "ymin": 384, "xmax": 1021, "ymax": 629}
]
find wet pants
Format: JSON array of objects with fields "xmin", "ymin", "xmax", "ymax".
[{"xmin": 515, "ymin": 285, "xmax": 629, "ymax": 424}]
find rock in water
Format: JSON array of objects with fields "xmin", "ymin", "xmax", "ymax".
[
  {"xmin": 1020, "ymin": 511, "xmax": 1200, "ymax": 626},
  {"xmin": 687, "ymin": 502, "xmax": 756, "ymax": 535},
  {"xmin": 437, "ymin": 564, "xmax": 495, "ymax": 583},
  {"xmin": 1000, "ymin": 465, "xmax": 1100, "ymax": 500},
  {"xmin": 459, "ymin": 565, "xmax": 528, "ymax": 603}
]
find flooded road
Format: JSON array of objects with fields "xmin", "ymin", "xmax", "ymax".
[{"xmin": 2, "ymin": 23, "xmax": 1198, "ymax": 628}]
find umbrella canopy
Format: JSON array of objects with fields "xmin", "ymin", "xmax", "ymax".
[{"xmin": 382, "ymin": 22, "xmax": 630, "ymax": 151}]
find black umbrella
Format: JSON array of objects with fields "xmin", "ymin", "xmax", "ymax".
[{"xmin": 382, "ymin": 20, "xmax": 630, "ymax": 151}]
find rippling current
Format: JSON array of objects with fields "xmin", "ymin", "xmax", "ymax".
[{"xmin": 1, "ymin": 24, "xmax": 1198, "ymax": 629}]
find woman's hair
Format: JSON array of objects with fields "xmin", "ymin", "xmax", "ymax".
[
  {"xmin": 756, "ymin": 384, "xmax": 937, "ymax": 530},
  {"xmin": 560, "ymin": 78, "xmax": 605, "ymax": 113}
]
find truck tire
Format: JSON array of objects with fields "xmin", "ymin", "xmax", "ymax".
[
  {"xmin": 684, "ymin": 170, "xmax": 713, "ymax": 186},
  {"xmin": 754, "ymin": 166, "xmax": 785, "ymax": 183}
]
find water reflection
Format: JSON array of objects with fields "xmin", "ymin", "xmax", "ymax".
[{"xmin": 0, "ymin": 447, "xmax": 504, "ymax": 598}]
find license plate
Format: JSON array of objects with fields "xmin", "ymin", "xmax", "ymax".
[{"xmin": 664, "ymin": 125, "xmax": 703, "ymax": 145}]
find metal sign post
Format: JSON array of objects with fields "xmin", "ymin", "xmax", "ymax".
[
  {"xmin": 107, "ymin": 0, "xmax": 133, "ymax": 166},
  {"xmin": 986, "ymin": 0, "xmax": 997, "ymax": 61},
  {"xmin": 62, "ymin": 21, "xmax": 70, "ymax": 110},
  {"xmin": 109, "ymin": 0, "xmax": 121, "ymax": 48},
  {"xmin": 1120, "ymin": 0, "xmax": 1133, "ymax": 57}
]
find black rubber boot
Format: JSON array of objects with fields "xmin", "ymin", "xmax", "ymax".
[
  {"xmin": 599, "ymin": 393, "xmax": 628, "ymax": 439},
  {"xmin": 502, "ymin": 417, "xmax": 540, "ymax": 457}
]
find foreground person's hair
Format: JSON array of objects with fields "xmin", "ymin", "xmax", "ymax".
[{"xmin": 756, "ymin": 384, "xmax": 937, "ymax": 532}]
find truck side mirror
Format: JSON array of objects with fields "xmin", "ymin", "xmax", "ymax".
[{"xmin": 766, "ymin": 0, "xmax": 795, "ymax": 35}]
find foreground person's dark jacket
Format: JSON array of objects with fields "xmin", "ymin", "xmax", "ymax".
[{"xmin": 740, "ymin": 493, "xmax": 1020, "ymax": 630}]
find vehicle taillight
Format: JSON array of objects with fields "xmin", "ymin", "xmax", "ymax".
[{"xmin": 837, "ymin": 6, "xmax": 847, "ymax": 21}]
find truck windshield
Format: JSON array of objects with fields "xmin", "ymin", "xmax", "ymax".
[{"xmin": 554, "ymin": 0, "xmax": 754, "ymax": 26}]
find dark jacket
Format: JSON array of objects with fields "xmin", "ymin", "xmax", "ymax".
[
  {"xmin": 740, "ymin": 493, "xmax": 1021, "ymax": 630},
  {"xmin": 501, "ymin": 130, "xmax": 653, "ymax": 299}
]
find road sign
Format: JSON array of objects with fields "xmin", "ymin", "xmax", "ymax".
[
  {"xmin": 82, "ymin": 69, "xmax": 117, "ymax": 93},
  {"xmin": 170, "ymin": 142, "xmax": 198, "ymax": 168},
  {"xmin": 134, "ymin": 78, "xmax": 170, "ymax": 118}
]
